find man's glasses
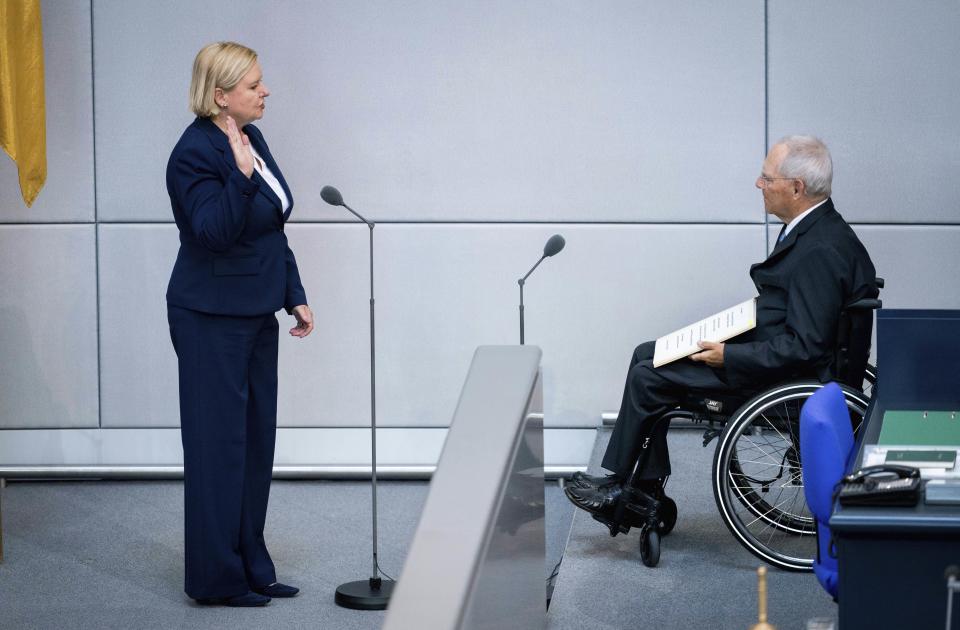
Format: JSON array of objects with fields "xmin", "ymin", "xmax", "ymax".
[{"xmin": 757, "ymin": 174, "xmax": 797, "ymax": 187}]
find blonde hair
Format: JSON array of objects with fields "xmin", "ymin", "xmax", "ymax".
[{"xmin": 188, "ymin": 42, "xmax": 258, "ymax": 117}]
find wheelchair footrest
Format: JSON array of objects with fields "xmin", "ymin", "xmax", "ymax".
[
  {"xmin": 623, "ymin": 503, "xmax": 659, "ymax": 527},
  {"xmin": 587, "ymin": 486, "xmax": 665, "ymax": 536},
  {"xmin": 591, "ymin": 512, "xmax": 630, "ymax": 536}
]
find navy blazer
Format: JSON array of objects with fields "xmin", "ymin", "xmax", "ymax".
[
  {"xmin": 166, "ymin": 117, "xmax": 307, "ymax": 316},
  {"xmin": 724, "ymin": 199, "xmax": 877, "ymax": 388}
]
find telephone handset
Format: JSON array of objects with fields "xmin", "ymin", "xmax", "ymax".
[{"xmin": 838, "ymin": 464, "xmax": 921, "ymax": 507}]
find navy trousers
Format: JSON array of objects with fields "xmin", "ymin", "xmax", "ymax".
[
  {"xmin": 601, "ymin": 341, "xmax": 736, "ymax": 480},
  {"xmin": 168, "ymin": 305, "xmax": 279, "ymax": 600}
]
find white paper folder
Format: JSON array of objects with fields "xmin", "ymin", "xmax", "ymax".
[{"xmin": 653, "ymin": 297, "xmax": 757, "ymax": 368}]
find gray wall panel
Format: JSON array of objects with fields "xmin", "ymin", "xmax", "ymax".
[
  {"xmin": 0, "ymin": 226, "xmax": 98, "ymax": 428},
  {"xmin": 856, "ymin": 225, "xmax": 960, "ymax": 310},
  {"xmin": 0, "ymin": 0, "xmax": 94, "ymax": 222},
  {"xmin": 94, "ymin": 0, "xmax": 764, "ymax": 222},
  {"xmin": 373, "ymin": 224, "xmax": 764, "ymax": 428},
  {"xmin": 277, "ymin": 224, "xmax": 371, "ymax": 427},
  {"xmin": 101, "ymin": 224, "xmax": 763, "ymax": 431},
  {"xmin": 97, "ymin": 224, "xmax": 180, "ymax": 427},
  {"xmin": 768, "ymin": 0, "xmax": 960, "ymax": 224},
  {"xmin": 97, "ymin": 223, "xmax": 371, "ymax": 428}
]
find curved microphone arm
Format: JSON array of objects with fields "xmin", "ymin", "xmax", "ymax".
[
  {"xmin": 519, "ymin": 256, "xmax": 546, "ymax": 286},
  {"xmin": 341, "ymin": 202, "xmax": 375, "ymax": 228}
]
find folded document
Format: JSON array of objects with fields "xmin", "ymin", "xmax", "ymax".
[{"xmin": 653, "ymin": 297, "xmax": 757, "ymax": 368}]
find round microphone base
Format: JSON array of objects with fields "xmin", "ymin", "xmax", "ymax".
[{"xmin": 335, "ymin": 577, "xmax": 395, "ymax": 610}]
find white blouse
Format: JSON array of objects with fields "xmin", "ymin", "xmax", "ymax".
[{"xmin": 249, "ymin": 145, "xmax": 290, "ymax": 213}]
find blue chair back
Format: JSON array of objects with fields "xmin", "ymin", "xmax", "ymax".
[{"xmin": 800, "ymin": 382, "xmax": 855, "ymax": 599}]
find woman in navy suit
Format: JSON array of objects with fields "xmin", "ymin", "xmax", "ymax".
[{"xmin": 166, "ymin": 41, "xmax": 313, "ymax": 607}]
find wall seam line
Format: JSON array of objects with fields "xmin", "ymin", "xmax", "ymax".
[
  {"xmin": 90, "ymin": 0, "xmax": 102, "ymax": 430},
  {"xmin": 763, "ymin": 0, "xmax": 771, "ymax": 258}
]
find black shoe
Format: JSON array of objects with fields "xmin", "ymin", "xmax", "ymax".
[
  {"xmin": 196, "ymin": 591, "xmax": 271, "ymax": 607},
  {"xmin": 564, "ymin": 483, "xmax": 623, "ymax": 515},
  {"xmin": 253, "ymin": 582, "xmax": 300, "ymax": 598},
  {"xmin": 569, "ymin": 471, "xmax": 621, "ymax": 490}
]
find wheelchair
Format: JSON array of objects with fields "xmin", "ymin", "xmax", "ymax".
[{"xmin": 591, "ymin": 281, "xmax": 882, "ymax": 570}]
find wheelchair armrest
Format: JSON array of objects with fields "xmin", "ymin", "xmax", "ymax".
[
  {"xmin": 845, "ymin": 298, "xmax": 882, "ymax": 311},
  {"xmin": 875, "ymin": 277, "xmax": 884, "ymax": 289}
]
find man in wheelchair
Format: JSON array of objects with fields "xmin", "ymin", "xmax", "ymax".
[{"xmin": 565, "ymin": 136, "xmax": 878, "ymax": 549}]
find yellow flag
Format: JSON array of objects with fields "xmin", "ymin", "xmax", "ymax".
[{"xmin": 0, "ymin": 0, "xmax": 47, "ymax": 207}]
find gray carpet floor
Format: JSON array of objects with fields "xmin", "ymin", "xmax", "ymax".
[
  {"xmin": 0, "ymin": 430, "xmax": 837, "ymax": 630},
  {"xmin": 0, "ymin": 480, "xmax": 423, "ymax": 630},
  {"xmin": 547, "ymin": 429, "xmax": 839, "ymax": 630},
  {"xmin": 0, "ymin": 478, "xmax": 572, "ymax": 630}
]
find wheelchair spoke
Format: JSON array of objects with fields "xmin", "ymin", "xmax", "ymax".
[
  {"xmin": 737, "ymin": 430, "xmax": 790, "ymax": 458},
  {"xmin": 758, "ymin": 496, "xmax": 799, "ymax": 541},
  {"xmin": 737, "ymin": 433, "xmax": 787, "ymax": 458},
  {"xmin": 735, "ymin": 442, "xmax": 789, "ymax": 468},
  {"xmin": 774, "ymin": 483, "xmax": 810, "ymax": 523},
  {"xmin": 756, "ymin": 411, "xmax": 792, "ymax": 444},
  {"xmin": 743, "ymin": 492, "xmax": 812, "ymax": 531}
]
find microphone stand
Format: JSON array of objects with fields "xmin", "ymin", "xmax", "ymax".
[
  {"xmin": 333, "ymin": 200, "xmax": 394, "ymax": 610},
  {"xmin": 518, "ymin": 256, "xmax": 547, "ymax": 345}
]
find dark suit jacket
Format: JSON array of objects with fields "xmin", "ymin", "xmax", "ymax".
[
  {"xmin": 166, "ymin": 117, "xmax": 307, "ymax": 316},
  {"xmin": 724, "ymin": 199, "xmax": 877, "ymax": 388}
]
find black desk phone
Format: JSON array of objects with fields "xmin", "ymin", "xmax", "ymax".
[{"xmin": 838, "ymin": 464, "xmax": 921, "ymax": 506}]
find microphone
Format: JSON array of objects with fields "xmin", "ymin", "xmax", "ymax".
[
  {"xmin": 320, "ymin": 185, "xmax": 373, "ymax": 227},
  {"xmin": 543, "ymin": 234, "xmax": 566, "ymax": 258},
  {"xmin": 320, "ymin": 185, "xmax": 344, "ymax": 207},
  {"xmin": 517, "ymin": 234, "xmax": 566, "ymax": 345},
  {"xmin": 521, "ymin": 234, "xmax": 566, "ymax": 283}
]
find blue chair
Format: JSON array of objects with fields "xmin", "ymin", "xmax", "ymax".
[{"xmin": 800, "ymin": 382, "xmax": 856, "ymax": 599}]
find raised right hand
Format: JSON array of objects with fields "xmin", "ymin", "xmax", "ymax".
[{"xmin": 225, "ymin": 115, "xmax": 254, "ymax": 178}]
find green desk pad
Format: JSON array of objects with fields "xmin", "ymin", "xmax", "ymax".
[{"xmin": 879, "ymin": 410, "xmax": 960, "ymax": 446}]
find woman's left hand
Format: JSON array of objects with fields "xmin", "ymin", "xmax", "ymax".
[{"xmin": 290, "ymin": 305, "xmax": 314, "ymax": 338}]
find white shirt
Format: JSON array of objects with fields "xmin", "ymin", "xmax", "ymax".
[
  {"xmin": 249, "ymin": 146, "xmax": 290, "ymax": 213},
  {"xmin": 781, "ymin": 198, "xmax": 828, "ymax": 240}
]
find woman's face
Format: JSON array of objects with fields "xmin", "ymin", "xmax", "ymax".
[{"xmin": 220, "ymin": 62, "xmax": 269, "ymax": 126}]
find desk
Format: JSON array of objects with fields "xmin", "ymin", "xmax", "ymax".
[
  {"xmin": 832, "ymin": 411, "xmax": 960, "ymax": 629},
  {"xmin": 830, "ymin": 309, "xmax": 960, "ymax": 630}
]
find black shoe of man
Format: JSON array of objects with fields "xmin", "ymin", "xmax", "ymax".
[
  {"xmin": 564, "ymin": 483, "xmax": 623, "ymax": 515},
  {"xmin": 569, "ymin": 471, "xmax": 622, "ymax": 490}
]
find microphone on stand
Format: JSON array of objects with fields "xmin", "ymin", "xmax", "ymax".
[
  {"xmin": 518, "ymin": 234, "xmax": 566, "ymax": 345},
  {"xmin": 321, "ymin": 185, "xmax": 373, "ymax": 226},
  {"xmin": 321, "ymin": 185, "xmax": 393, "ymax": 611}
]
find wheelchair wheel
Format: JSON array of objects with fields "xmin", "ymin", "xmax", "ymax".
[
  {"xmin": 640, "ymin": 527, "xmax": 660, "ymax": 567},
  {"xmin": 861, "ymin": 363, "xmax": 877, "ymax": 398},
  {"xmin": 712, "ymin": 381, "xmax": 870, "ymax": 572},
  {"xmin": 657, "ymin": 497, "xmax": 678, "ymax": 536}
]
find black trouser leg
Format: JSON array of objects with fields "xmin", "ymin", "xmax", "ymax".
[
  {"xmin": 601, "ymin": 341, "xmax": 732, "ymax": 481},
  {"xmin": 169, "ymin": 306, "xmax": 279, "ymax": 600},
  {"xmin": 240, "ymin": 314, "xmax": 279, "ymax": 589}
]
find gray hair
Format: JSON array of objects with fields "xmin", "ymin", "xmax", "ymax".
[{"xmin": 775, "ymin": 135, "xmax": 833, "ymax": 198}]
